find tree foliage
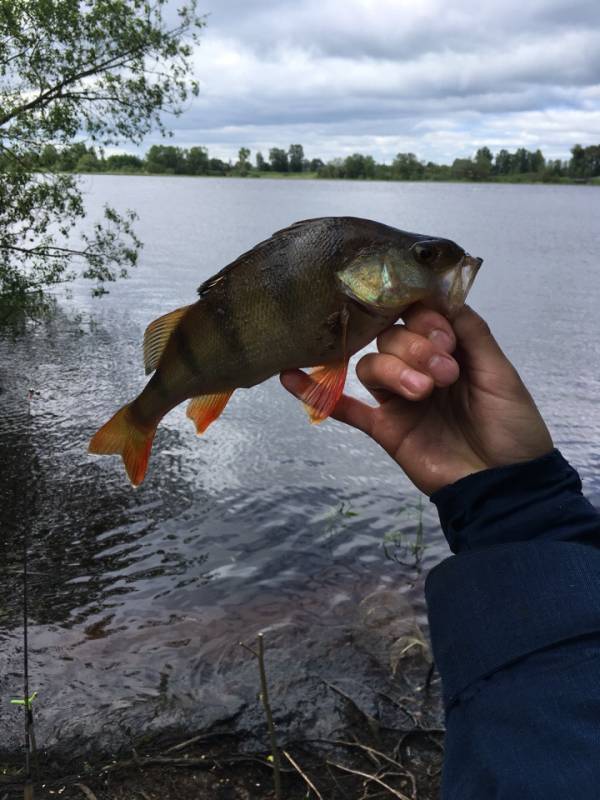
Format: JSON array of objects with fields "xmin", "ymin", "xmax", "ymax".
[
  {"xmin": 313, "ymin": 145, "xmax": 596, "ymax": 183},
  {"xmin": 569, "ymin": 144, "xmax": 600, "ymax": 178},
  {"xmin": 392, "ymin": 153, "xmax": 424, "ymax": 180},
  {"xmin": 268, "ymin": 147, "xmax": 288, "ymax": 172},
  {"xmin": 15, "ymin": 139, "xmax": 599, "ymax": 186},
  {"xmin": 255, "ymin": 151, "xmax": 267, "ymax": 171},
  {"xmin": 0, "ymin": 0, "xmax": 204, "ymax": 323},
  {"xmin": 235, "ymin": 146, "xmax": 251, "ymax": 175},
  {"xmin": 288, "ymin": 143, "xmax": 304, "ymax": 173}
]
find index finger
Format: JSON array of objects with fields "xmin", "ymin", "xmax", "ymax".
[{"xmin": 401, "ymin": 303, "xmax": 456, "ymax": 353}]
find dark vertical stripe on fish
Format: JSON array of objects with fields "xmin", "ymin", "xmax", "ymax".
[
  {"xmin": 251, "ymin": 259, "xmax": 299, "ymax": 347},
  {"xmin": 216, "ymin": 281, "xmax": 249, "ymax": 369},
  {"xmin": 173, "ymin": 325, "xmax": 201, "ymax": 376},
  {"xmin": 131, "ymin": 370, "xmax": 170, "ymax": 427},
  {"xmin": 151, "ymin": 370, "xmax": 171, "ymax": 401},
  {"xmin": 270, "ymin": 267, "xmax": 295, "ymax": 331}
]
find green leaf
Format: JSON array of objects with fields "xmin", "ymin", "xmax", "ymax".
[{"xmin": 0, "ymin": 0, "xmax": 204, "ymax": 322}]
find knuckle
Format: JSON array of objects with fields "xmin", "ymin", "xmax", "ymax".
[
  {"xmin": 406, "ymin": 335, "xmax": 431, "ymax": 364},
  {"xmin": 380, "ymin": 359, "xmax": 402, "ymax": 385}
]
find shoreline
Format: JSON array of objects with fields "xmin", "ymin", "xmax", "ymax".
[{"xmin": 62, "ymin": 171, "xmax": 600, "ymax": 186}]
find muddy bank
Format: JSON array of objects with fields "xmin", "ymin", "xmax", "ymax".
[{"xmin": 2, "ymin": 649, "xmax": 444, "ymax": 800}]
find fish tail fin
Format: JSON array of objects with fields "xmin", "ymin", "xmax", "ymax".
[{"xmin": 88, "ymin": 403, "xmax": 156, "ymax": 487}]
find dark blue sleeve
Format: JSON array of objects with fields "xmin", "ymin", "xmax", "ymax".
[{"xmin": 426, "ymin": 449, "xmax": 600, "ymax": 800}]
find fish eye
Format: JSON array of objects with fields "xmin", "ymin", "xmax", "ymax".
[{"xmin": 413, "ymin": 243, "xmax": 436, "ymax": 263}]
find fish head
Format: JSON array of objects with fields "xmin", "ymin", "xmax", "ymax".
[
  {"xmin": 435, "ymin": 251, "xmax": 483, "ymax": 316},
  {"xmin": 338, "ymin": 236, "xmax": 482, "ymax": 316},
  {"xmin": 411, "ymin": 238, "xmax": 483, "ymax": 317}
]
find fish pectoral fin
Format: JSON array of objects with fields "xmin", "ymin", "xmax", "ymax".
[
  {"xmin": 186, "ymin": 391, "xmax": 233, "ymax": 434},
  {"xmin": 300, "ymin": 361, "xmax": 348, "ymax": 424},
  {"xmin": 143, "ymin": 305, "xmax": 191, "ymax": 375}
]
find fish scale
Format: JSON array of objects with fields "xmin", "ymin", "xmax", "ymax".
[{"xmin": 89, "ymin": 217, "xmax": 482, "ymax": 486}]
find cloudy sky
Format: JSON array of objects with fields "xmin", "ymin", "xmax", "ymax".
[{"xmin": 156, "ymin": 0, "xmax": 600, "ymax": 164}]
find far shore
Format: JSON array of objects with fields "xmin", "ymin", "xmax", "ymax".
[{"xmin": 70, "ymin": 170, "xmax": 600, "ymax": 186}]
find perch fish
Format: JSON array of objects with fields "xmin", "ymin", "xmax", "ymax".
[{"xmin": 89, "ymin": 217, "xmax": 482, "ymax": 485}]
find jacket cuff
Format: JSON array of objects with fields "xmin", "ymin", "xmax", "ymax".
[{"xmin": 430, "ymin": 449, "xmax": 600, "ymax": 553}]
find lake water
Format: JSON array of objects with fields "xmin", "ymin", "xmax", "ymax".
[{"xmin": 1, "ymin": 177, "xmax": 599, "ymax": 754}]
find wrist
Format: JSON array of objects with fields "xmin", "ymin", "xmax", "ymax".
[{"xmin": 430, "ymin": 449, "xmax": 599, "ymax": 553}]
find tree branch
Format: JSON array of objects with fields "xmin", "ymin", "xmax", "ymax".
[
  {"xmin": 0, "ymin": 21, "xmax": 191, "ymax": 128},
  {"xmin": 0, "ymin": 244, "xmax": 99, "ymax": 260},
  {"xmin": 0, "ymin": 49, "xmax": 141, "ymax": 127}
]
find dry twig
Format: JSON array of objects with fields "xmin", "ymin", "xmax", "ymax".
[
  {"xmin": 334, "ymin": 740, "xmax": 406, "ymax": 772},
  {"xmin": 283, "ymin": 750, "xmax": 323, "ymax": 800},
  {"xmin": 326, "ymin": 760, "xmax": 412, "ymax": 800},
  {"xmin": 165, "ymin": 734, "xmax": 208, "ymax": 753},
  {"xmin": 100, "ymin": 754, "xmax": 281, "ymax": 773},
  {"xmin": 240, "ymin": 634, "xmax": 283, "ymax": 800},
  {"xmin": 74, "ymin": 784, "xmax": 98, "ymax": 800}
]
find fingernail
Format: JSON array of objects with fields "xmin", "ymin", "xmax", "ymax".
[
  {"xmin": 429, "ymin": 329, "xmax": 452, "ymax": 351},
  {"xmin": 428, "ymin": 354, "xmax": 457, "ymax": 383},
  {"xmin": 401, "ymin": 368, "xmax": 431, "ymax": 394}
]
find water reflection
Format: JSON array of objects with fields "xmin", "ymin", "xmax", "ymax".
[{"xmin": 1, "ymin": 178, "xmax": 599, "ymax": 753}]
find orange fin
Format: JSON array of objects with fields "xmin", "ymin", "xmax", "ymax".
[
  {"xmin": 186, "ymin": 391, "xmax": 233, "ymax": 434},
  {"xmin": 143, "ymin": 305, "xmax": 190, "ymax": 375},
  {"xmin": 88, "ymin": 404, "xmax": 156, "ymax": 487},
  {"xmin": 300, "ymin": 361, "xmax": 348, "ymax": 423}
]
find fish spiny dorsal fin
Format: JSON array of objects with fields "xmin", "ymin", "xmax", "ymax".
[
  {"xmin": 143, "ymin": 305, "xmax": 190, "ymax": 375},
  {"xmin": 197, "ymin": 220, "xmax": 336, "ymax": 298}
]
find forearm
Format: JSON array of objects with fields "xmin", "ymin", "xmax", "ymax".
[{"xmin": 426, "ymin": 450, "xmax": 600, "ymax": 799}]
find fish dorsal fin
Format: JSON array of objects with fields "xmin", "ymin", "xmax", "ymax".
[
  {"xmin": 197, "ymin": 219, "xmax": 334, "ymax": 298},
  {"xmin": 143, "ymin": 305, "xmax": 190, "ymax": 375},
  {"xmin": 198, "ymin": 273, "xmax": 226, "ymax": 298}
]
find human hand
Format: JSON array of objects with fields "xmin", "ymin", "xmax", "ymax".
[{"xmin": 280, "ymin": 304, "xmax": 553, "ymax": 496}]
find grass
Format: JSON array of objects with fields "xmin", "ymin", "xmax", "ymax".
[
  {"xmin": 69, "ymin": 169, "xmax": 600, "ymax": 185},
  {"xmin": 71, "ymin": 169, "xmax": 320, "ymax": 180},
  {"xmin": 253, "ymin": 171, "xmax": 319, "ymax": 180},
  {"xmin": 383, "ymin": 497, "xmax": 427, "ymax": 569}
]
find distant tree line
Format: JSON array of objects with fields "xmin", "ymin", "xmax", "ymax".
[{"xmin": 4, "ymin": 142, "xmax": 599, "ymax": 183}]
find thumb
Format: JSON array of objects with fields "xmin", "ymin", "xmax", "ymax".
[{"xmin": 452, "ymin": 305, "xmax": 516, "ymax": 379}]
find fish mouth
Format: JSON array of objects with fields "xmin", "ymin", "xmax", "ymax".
[{"xmin": 437, "ymin": 253, "xmax": 483, "ymax": 317}]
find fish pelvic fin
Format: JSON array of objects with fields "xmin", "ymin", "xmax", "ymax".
[
  {"xmin": 143, "ymin": 305, "xmax": 190, "ymax": 375},
  {"xmin": 301, "ymin": 361, "xmax": 348, "ymax": 424},
  {"xmin": 88, "ymin": 404, "xmax": 156, "ymax": 487},
  {"xmin": 186, "ymin": 391, "xmax": 233, "ymax": 434}
]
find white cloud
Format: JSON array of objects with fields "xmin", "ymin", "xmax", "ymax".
[{"xmin": 148, "ymin": 0, "xmax": 600, "ymax": 164}]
